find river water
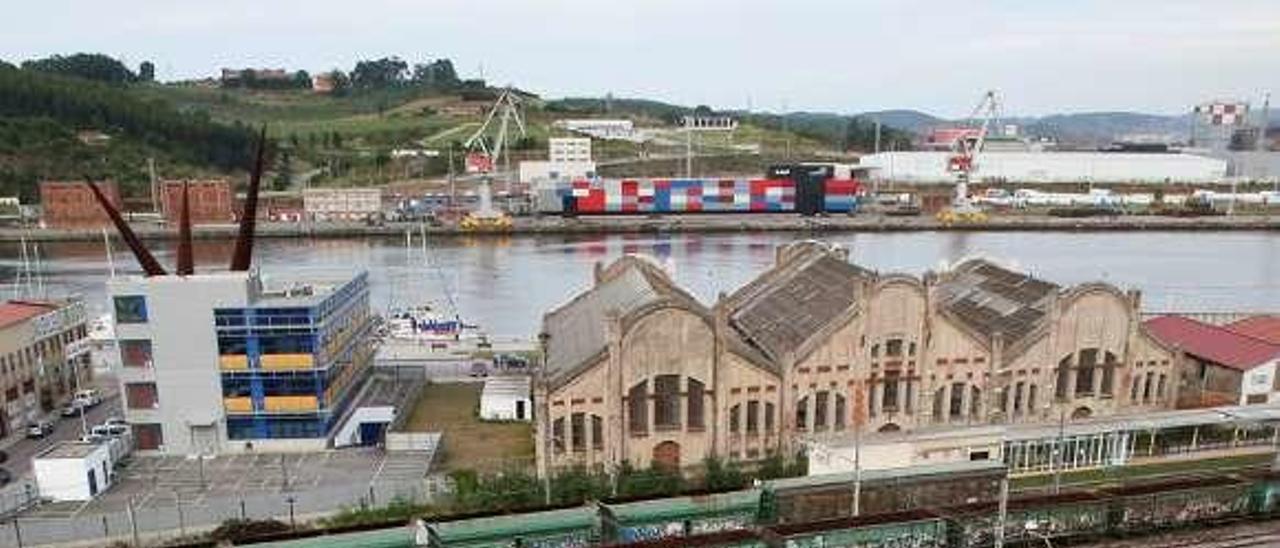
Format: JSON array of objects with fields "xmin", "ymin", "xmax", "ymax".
[{"xmin": 2, "ymin": 231, "xmax": 1279, "ymax": 337}]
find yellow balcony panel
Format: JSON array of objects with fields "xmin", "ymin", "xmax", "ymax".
[
  {"xmin": 260, "ymin": 353, "xmax": 315, "ymax": 370},
  {"xmin": 264, "ymin": 395, "xmax": 318, "ymax": 413},
  {"xmin": 219, "ymin": 355, "xmax": 249, "ymax": 370},
  {"xmin": 223, "ymin": 397, "xmax": 252, "ymax": 413}
]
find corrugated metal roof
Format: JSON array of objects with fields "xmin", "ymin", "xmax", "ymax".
[
  {"xmin": 542, "ymin": 266, "xmax": 664, "ymax": 388},
  {"xmin": 936, "ymin": 260, "xmax": 1057, "ymax": 347},
  {"xmin": 1226, "ymin": 315, "xmax": 1280, "ymax": 345},
  {"xmin": 1145, "ymin": 315, "xmax": 1280, "ymax": 371},
  {"xmin": 729, "ymin": 253, "xmax": 866, "ymax": 362},
  {"xmin": 0, "ymin": 300, "xmax": 57, "ymax": 330}
]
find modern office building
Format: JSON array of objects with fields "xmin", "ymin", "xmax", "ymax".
[
  {"xmin": 0, "ymin": 299, "xmax": 91, "ymax": 438},
  {"xmin": 110, "ymin": 270, "xmax": 374, "ymax": 455}
]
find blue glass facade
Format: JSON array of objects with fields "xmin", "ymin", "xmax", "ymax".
[{"xmin": 215, "ymin": 273, "xmax": 372, "ymax": 441}]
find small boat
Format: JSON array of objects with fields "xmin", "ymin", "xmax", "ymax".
[{"xmin": 383, "ymin": 304, "xmax": 481, "ymax": 345}]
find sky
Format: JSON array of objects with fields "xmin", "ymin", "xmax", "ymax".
[{"xmin": 5, "ymin": 0, "xmax": 1279, "ymax": 117}]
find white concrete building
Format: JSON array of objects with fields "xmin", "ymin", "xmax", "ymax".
[
  {"xmin": 859, "ymin": 151, "xmax": 1228, "ymax": 184},
  {"xmin": 480, "ymin": 376, "xmax": 531, "ymax": 421},
  {"xmin": 303, "ymin": 188, "xmax": 383, "ymax": 221},
  {"xmin": 519, "ymin": 137, "xmax": 597, "ymax": 185},
  {"xmin": 549, "ymin": 138, "xmax": 591, "ymax": 163},
  {"xmin": 109, "ymin": 271, "xmax": 373, "ymax": 455},
  {"xmin": 33, "ymin": 441, "xmax": 114, "ymax": 501},
  {"xmin": 552, "ymin": 119, "xmax": 635, "ymax": 140}
]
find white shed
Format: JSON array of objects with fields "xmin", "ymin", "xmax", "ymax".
[
  {"xmin": 33, "ymin": 441, "xmax": 114, "ymax": 501},
  {"xmin": 480, "ymin": 376, "xmax": 532, "ymax": 421}
]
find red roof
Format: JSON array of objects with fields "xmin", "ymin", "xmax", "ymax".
[
  {"xmin": 0, "ymin": 300, "xmax": 58, "ymax": 330},
  {"xmin": 1144, "ymin": 315, "xmax": 1280, "ymax": 371},
  {"xmin": 1225, "ymin": 315, "xmax": 1280, "ymax": 345}
]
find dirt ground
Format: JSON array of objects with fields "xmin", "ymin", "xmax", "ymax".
[{"xmin": 404, "ymin": 381, "xmax": 535, "ymax": 473}]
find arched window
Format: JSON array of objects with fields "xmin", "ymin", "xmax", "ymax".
[
  {"xmin": 933, "ymin": 388, "xmax": 946, "ymax": 421},
  {"xmin": 765, "ymin": 402, "xmax": 776, "ymax": 433},
  {"xmin": 746, "ymin": 400, "xmax": 760, "ymax": 434},
  {"xmin": 1157, "ymin": 374, "xmax": 1167, "ymax": 400},
  {"xmin": 628, "ymin": 381, "xmax": 648, "ymax": 434},
  {"xmin": 1027, "ymin": 384, "xmax": 1038, "ymax": 413},
  {"xmin": 1076, "ymin": 349, "xmax": 1097, "ymax": 396},
  {"xmin": 1143, "ymin": 372, "xmax": 1154, "ymax": 403},
  {"xmin": 1101, "ymin": 352, "xmax": 1117, "ymax": 396},
  {"xmin": 814, "ymin": 391, "xmax": 830, "ymax": 432},
  {"xmin": 687, "ymin": 378, "xmax": 705, "ymax": 430},
  {"xmin": 795, "ymin": 396, "xmax": 809, "ymax": 431},
  {"xmin": 969, "ymin": 385, "xmax": 982, "ymax": 418},
  {"xmin": 1130, "ymin": 374, "xmax": 1141, "ymax": 402},
  {"xmin": 654, "ymin": 375, "xmax": 681, "ymax": 429},
  {"xmin": 1056, "ymin": 356, "xmax": 1072, "ymax": 401},
  {"xmin": 949, "ymin": 383, "xmax": 965, "ymax": 418},
  {"xmin": 834, "ymin": 394, "xmax": 847, "ymax": 431},
  {"xmin": 729, "ymin": 404, "xmax": 741, "ymax": 434}
]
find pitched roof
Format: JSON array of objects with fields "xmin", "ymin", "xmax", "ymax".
[
  {"xmin": 541, "ymin": 258, "xmax": 702, "ymax": 389},
  {"xmin": 728, "ymin": 250, "xmax": 868, "ymax": 363},
  {"xmin": 1144, "ymin": 315, "xmax": 1280, "ymax": 371},
  {"xmin": 0, "ymin": 300, "xmax": 57, "ymax": 330},
  {"xmin": 1225, "ymin": 315, "xmax": 1280, "ymax": 345},
  {"xmin": 935, "ymin": 260, "xmax": 1058, "ymax": 348}
]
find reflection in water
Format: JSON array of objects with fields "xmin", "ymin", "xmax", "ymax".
[{"xmin": 2, "ymin": 231, "xmax": 1279, "ymax": 337}]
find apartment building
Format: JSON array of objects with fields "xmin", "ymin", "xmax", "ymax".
[{"xmin": 0, "ymin": 299, "xmax": 91, "ymax": 437}]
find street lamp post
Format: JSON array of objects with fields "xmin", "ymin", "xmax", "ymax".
[
  {"xmin": 1052, "ymin": 408, "xmax": 1066, "ymax": 495},
  {"xmin": 285, "ymin": 496, "xmax": 297, "ymax": 530}
]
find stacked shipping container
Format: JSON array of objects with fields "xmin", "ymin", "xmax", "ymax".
[{"xmin": 546, "ymin": 178, "xmax": 861, "ymax": 215}]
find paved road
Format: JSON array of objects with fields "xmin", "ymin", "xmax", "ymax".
[{"xmin": 0, "ymin": 378, "xmax": 120, "ymax": 515}]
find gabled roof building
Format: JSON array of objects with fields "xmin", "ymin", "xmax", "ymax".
[{"xmin": 534, "ymin": 241, "xmax": 1181, "ymax": 476}]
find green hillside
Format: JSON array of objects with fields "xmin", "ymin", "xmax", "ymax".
[
  {"xmin": 0, "ymin": 63, "xmax": 255, "ymax": 200},
  {"xmin": 1, "ymin": 52, "xmax": 883, "ymax": 201}
]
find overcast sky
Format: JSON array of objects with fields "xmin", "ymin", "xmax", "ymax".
[{"xmin": 5, "ymin": 0, "xmax": 1278, "ymax": 117}]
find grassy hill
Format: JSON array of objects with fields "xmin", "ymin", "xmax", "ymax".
[
  {"xmin": 0, "ymin": 58, "xmax": 866, "ymax": 201},
  {"xmin": 0, "ymin": 65, "xmax": 255, "ymax": 201}
]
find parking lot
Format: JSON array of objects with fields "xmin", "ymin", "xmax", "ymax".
[{"xmin": 22, "ymin": 447, "xmax": 433, "ymax": 518}]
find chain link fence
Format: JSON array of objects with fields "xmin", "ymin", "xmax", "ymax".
[{"xmin": 0, "ymin": 473, "xmax": 445, "ymax": 547}]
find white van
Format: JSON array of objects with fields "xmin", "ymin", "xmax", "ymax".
[{"xmin": 73, "ymin": 389, "xmax": 102, "ymax": 407}]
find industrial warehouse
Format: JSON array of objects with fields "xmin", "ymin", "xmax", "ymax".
[{"xmin": 533, "ymin": 240, "xmax": 1191, "ymax": 475}]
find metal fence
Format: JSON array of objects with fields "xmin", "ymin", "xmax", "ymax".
[{"xmin": 0, "ymin": 476, "xmax": 443, "ymax": 547}]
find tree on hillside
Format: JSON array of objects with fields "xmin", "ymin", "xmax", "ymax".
[
  {"xmin": 293, "ymin": 70, "xmax": 312, "ymax": 90},
  {"xmin": 22, "ymin": 53, "xmax": 138, "ymax": 84},
  {"xmin": 138, "ymin": 61, "xmax": 155, "ymax": 82},
  {"xmin": 411, "ymin": 59, "xmax": 459, "ymax": 88},
  {"xmin": 351, "ymin": 57, "xmax": 408, "ymax": 89}
]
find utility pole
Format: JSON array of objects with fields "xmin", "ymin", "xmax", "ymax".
[
  {"xmin": 1053, "ymin": 408, "xmax": 1066, "ymax": 494},
  {"xmin": 994, "ymin": 474, "xmax": 1010, "ymax": 548},
  {"xmin": 148, "ymin": 157, "xmax": 159, "ymax": 214},
  {"xmin": 874, "ymin": 119, "xmax": 882, "ymax": 155},
  {"xmin": 852, "ymin": 421, "xmax": 862, "ymax": 517}
]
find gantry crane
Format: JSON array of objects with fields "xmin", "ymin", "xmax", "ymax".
[
  {"xmin": 460, "ymin": 88, "xmax": 525, "ymax": 231},
  {"xmin": 938, "ymin": 90, "xmax": 999, "ymax": 224}
]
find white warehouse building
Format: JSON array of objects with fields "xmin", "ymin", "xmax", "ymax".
[
  {"xmin": 480, "ymin": 376, "xmax": 531, "ymax": 422},
  {"xmin": 33, "ymin": 441, "xmax": 115, "ymax": 502},
  {"xmin": 860, "ymin": 151, "xmax": 1228, "ymax": 184}
]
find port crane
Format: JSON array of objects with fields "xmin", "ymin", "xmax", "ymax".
[
  {"xmin": 938, "ymin": 90, "xmax": 999, "ymax": 224},
  {"xmin": 460, "ymin": 87, "xmax": 525, "ymax": 230}
]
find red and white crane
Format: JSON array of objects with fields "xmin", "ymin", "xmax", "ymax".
[{"xmin": 942, "ymin": 90, "xmax": 1000, "ymax": 220}]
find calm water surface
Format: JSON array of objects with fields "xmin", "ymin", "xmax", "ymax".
[{"xmin": 2, "ymin": 231, "xmax": 1278, "ymax": 336}]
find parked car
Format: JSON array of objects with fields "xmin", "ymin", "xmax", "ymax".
[
  {"xmin": 469, "ymin": 361, "xmax": 489, "ymax": 377},
  {"xmin": 103, "ymin": 416, "xmax": 127, "ymax": 428},
  {"xmin": 61, "ymin": 400, "xmax": 86, "ymax": 417},
  {"xmin": 26, "ymin": 419, "xmax": 55, "ymax": 439},
  {"xmin": 91, "ymin": 423, "xmax": 128, "ymax": 437},
  {"xmin": 494, "ymin": 354, "xmax": 529, "ymax": 369},
  {"xmin": 73, "ymin": 388, "xmax": 102, "ymax": 407}
]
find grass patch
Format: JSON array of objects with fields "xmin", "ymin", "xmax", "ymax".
[
  {"xmin": 403, "ymin": 382, "xmax": 534, "ymax": 473},
  {"xmin": 1012, "ymin": 453, "xmax": 1274, "ymax": 491}
]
